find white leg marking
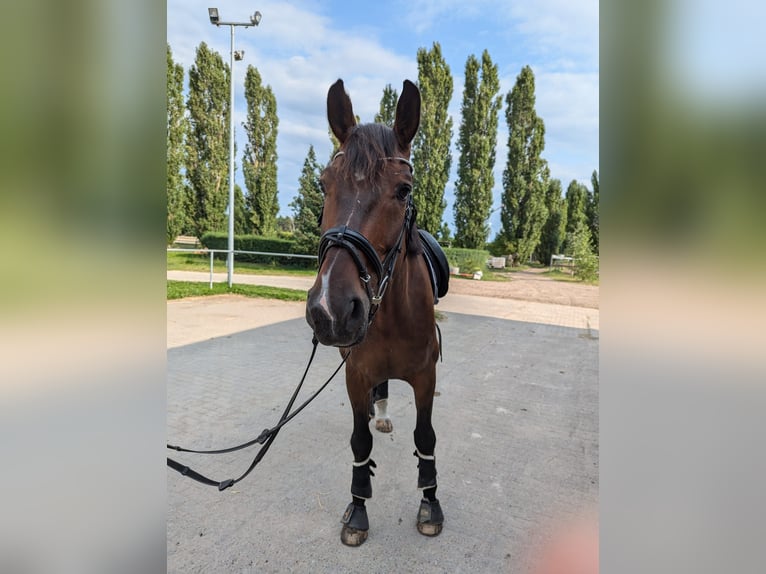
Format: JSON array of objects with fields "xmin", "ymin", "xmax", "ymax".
[{"xmin": 374, "ymin": 399, "xmax": 389, "ymax": 420}]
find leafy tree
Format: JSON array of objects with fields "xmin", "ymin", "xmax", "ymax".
[
  {"xmin": 374, "ymin": 84, "xmax": 398, "ymax": 127},
  {"xmin": 536, "ymin": 178, "xmax": 568, "ymax": 265},
  {"xmin": 290, "ymin": 145, "xmax": 324, "ymax": 256},
  {"xmin": 500, "ymin": 65, "xmax": 548, "ymax": 265},
  {"xmin": 565, "ymin": 179, "xmax": 589, "ymax": 236},
  {"xmin": 412, "ymin": 42, "xmax": 454, "ymax": 235},
  {"xmin": 233, "ymin": 183, "xmax": 251, "ymax": 235},
  {"xmin": 453, "ymin": 50, "xmax": 502, "ymax": 248},
  {"xmin": 166, "ymin": 44, "xmax": 189, "ymax": 243},
  {"xmin": 438, "ymin": 222, "xmax": 452, "ymax": 244},
  {"xmin": 568, "ymin": 220, "xmax": 599, "ymax": 282},
  {"xmin": 243, "ymin": 65, "xmax": 279, "ymax": 236},
  {"xmin": 186, "ymin": 42, "xmax": 230, "ymax": 236},
  {"xmin": 587, "ymin": 169, "xmax": 599, "ymax": 253},
  {"xmin": 276, "ymin": 216, "xmax": 295, "ymax": 234}
]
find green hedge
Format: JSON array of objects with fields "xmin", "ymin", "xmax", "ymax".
[
  {"xmin": 200, "ymin": 232, "xmax": 304, "ymax": 264},
  {"xmin": 443, "ymin": 247, "xmax": 490, "ymax": 273}
]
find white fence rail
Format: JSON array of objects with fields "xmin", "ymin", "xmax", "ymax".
[{"xmin": 167, "ymin": 248, "xmax": 317, "ymax": 288}]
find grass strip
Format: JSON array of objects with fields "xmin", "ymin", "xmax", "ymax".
[{"xmin": 167, "ymin": 280, "xmax": 307, "ymax": 301}]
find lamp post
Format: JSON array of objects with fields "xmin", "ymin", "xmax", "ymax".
[{"xmin": 208, "ymin": 8, "xmax": 262, "ymax": 287}]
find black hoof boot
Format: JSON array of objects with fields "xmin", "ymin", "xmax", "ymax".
[
  {"xmin": 416, "ymin": 498, "xmax": 444, "ymax": 536},
  {"xmin": 340, "ymin": 502, "xmax": 369, "ymax": 546}
]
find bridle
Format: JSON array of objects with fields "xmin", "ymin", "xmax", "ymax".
[{"xmin": 317, "ymin": 152, "xmax": 415, "ymax": 328}]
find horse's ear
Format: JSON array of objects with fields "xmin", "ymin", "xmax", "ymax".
[
  {"xmin": 394, "ymin": 80, "xmax": 421, "ymax": 152},
  {"xmin": 327, "ymin": 79, "xmax": 357, "ymax": 145}
]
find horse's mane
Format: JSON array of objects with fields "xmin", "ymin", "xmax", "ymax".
[{"xmin": 336, "ymin": 123, "xmax": 398, "ymax": 186}]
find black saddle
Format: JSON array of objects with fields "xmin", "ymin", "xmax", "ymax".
[{"xmin": 418, "ymin": 229, "xmax": 450, "ymax": 304}]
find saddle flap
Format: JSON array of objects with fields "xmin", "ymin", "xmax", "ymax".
[{"xmin": 418, "ymin": 229, "xmax": 450, "ymax": 301}]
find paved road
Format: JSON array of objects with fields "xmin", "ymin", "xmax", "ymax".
[{"xmin": 167, "ymin": 279, "xmax": 598, "ymax": 573}]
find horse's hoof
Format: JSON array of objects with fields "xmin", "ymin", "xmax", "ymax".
[
  {"xmin": 375, "ymin": 418, "xmax": 393, "ymax": 433},
  {"xmin": 417, "ymin": 521, "xmax": 443, "ymax": 536},
  {"xmin": 340, "ymin": 525, "xmax": 368, "ymax": 546},
  {"xmin": 416, "ymin": 498, "xmax": 444, "ymax": 537},
  {"xmin": 340, "ymin": 502, "xmax": 369, "ymax": 546}
]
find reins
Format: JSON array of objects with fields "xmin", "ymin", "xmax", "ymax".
[{"xmin": 167, "ymin": 337, "xmax": 350, "ymax": 491}]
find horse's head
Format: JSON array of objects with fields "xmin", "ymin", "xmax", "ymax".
[{"xmin": 306, "ymin": 79, "xmax": 421, "ymax": 347}]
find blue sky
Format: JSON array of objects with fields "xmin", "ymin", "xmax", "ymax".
[{"xmin": 167, "ymin": 0, "xmax": 599, "ymax": 236}]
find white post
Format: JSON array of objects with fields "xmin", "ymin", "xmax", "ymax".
[
  {"xmin": 227, "ymin": 24, "xmax": 235, "ymax": 288},
  {"xmin": 209, "ymin": 10, "xmax": 261, "ymax": 286}
]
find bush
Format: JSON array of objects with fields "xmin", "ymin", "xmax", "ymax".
[
  {"xmin": 443, "ymin": 247, "xmax": 490, "ymax": 273},
  {"xmin": 200, "ymin": 232, "xmax": 304, "ymax": 265}
]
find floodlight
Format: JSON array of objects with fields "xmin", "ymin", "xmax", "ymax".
[
  {"xmin": 251, "ymin": 11, "xmax": 262, "ymax": 25},
  {"xmin": 208, "ymin": 8, "xmax": 219, "ymax": 24},
  {"xmin": 234, "ymin": 50, "xmax": 245, "ymax": 61}
]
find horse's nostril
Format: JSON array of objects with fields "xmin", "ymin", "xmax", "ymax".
[{"xmin": 348, "ymin": 297, "xmax": 365, "ymax": 322}]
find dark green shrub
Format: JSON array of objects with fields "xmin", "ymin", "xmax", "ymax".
[{"xmin": 200, "ymin": 232, "xmax": 305, "ymax": 265}]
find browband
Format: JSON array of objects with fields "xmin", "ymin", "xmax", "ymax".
[{"xmin": 332, "ymin": 151, "xmax": 414, "ymax": 174}]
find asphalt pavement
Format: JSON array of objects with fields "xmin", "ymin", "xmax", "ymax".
[{"xmin": 167, "ymin": 295, "xmax": 598, "ymax": 573}]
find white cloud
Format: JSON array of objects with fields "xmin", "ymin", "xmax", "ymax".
[
  {"xmin": 168, "ymin": 1, "xmax": 419, "ymax": 215},
  {"xmin": 402, "ymin": 0, "xmax": 597, "ymax": 68}
]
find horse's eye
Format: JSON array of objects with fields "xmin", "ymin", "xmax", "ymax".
[
  {"xmin": 395, "ymin": 183, "xmax": 412, "ymax": 201},
  {"xmin": 318, "ymin": 181, "xmax": 326, "ymax": 195}
]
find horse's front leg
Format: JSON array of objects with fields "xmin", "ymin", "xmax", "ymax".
[
  {"xmin": 341, "ymin": 369, "xmax": 375, "ymax": 546},
  {"xmin": 411, "ymin": 366, "xmax": 444, "ymax": 536}
]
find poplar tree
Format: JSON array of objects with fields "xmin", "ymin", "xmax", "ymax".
[
  {"xmin": 536, "ymin": 178, "xmax": 568, "ymax": 265},
  {"xmin": 186, "ymin": 42, "xmax": 230, "ymax": 236},
  {"xmin": 374, "ymin": 84, "xmax": 398, "ymax": 127},
  {"xmin": 166, "ymin": 44, "xmax": 188, "ymax": 242},
  {"xmin": 233, "ymin": 183, "xmax": 251, "ymax": 235},
  {"xmin": 500, "ymin": 65, "xmax": 548, "ymax": 265},
  {"xmin": 290, "ymin": 145, "xmax": 324, "ymax": 256},
  {"xmin": 587, "ymin": 169, "xmax": 599, "ymax": 253},
  {"xmin": 243, "ymin": 65, "xmax": 279, "ymax": 236},
  {"xmin": 412, "ymin": 42, "xmax": 453, "ymax": 237},
  {"xmin": 453, "ymin": 50, "xmax": 502, "ymax": 248},
  {"xmin": 565, "ymin": 179, "xmax": 589, "ymax": 236}
]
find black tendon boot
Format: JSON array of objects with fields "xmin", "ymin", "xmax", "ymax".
[
  {"xmin": 340, "ymin": 459, "xmax": 376, "ymax": 546},
  {"xmin": 414, "ymin": 451, "xmax": 443, "ymax": 536}
]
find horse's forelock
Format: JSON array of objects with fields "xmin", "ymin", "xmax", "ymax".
[{"xmin": 336, "ymin": 124, "xmax": 398, "ymax": 186}]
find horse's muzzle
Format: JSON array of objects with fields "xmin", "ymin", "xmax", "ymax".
[{"xmin": 306, "ymin": 287, "xmax": 369, "ymax": 347}]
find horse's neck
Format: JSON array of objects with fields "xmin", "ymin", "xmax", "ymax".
[{"xmin": 383, "ymin": 251, "xmax": 432, "ymax": 318}]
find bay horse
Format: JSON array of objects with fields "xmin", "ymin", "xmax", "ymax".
[{"xmin": 305, "ymin": 79, "xmax": 444, "ymax": 546}]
